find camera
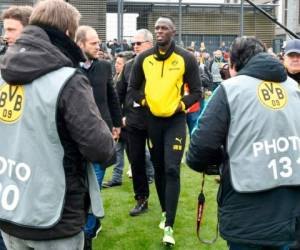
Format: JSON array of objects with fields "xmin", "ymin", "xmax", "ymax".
[
  {"xmin": 0, "ymin": 44, "xmax": 7, "ymax": 55},
  {"xmin": 0, "ymin": 37, "xmax": 8, "ymax": 55}
]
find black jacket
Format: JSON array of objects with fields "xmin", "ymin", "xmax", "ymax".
[
  {"xmin": 0, "ymin": 25, "xmax": 114, "ymax": 240},
  {"xmin": 288, "ymin": 71, "xmax": 300, "ymax": 85},
  {"xmin": 186, "ymin": 53, "xmax": 300, "ymax": 246},
  {"xmin": 80, "ymin": 59, "xmax": 122, "ymax": 130},
  {"xmin": 116, "ymin": 58, "xmax": 148, "ymax": 131}
]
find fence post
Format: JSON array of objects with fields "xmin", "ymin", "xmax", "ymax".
[
  {"xmin": 117, "ymin": 0, "xmax": 124, "ymax": 44},
  {"xmin": 178, "ymin": 0, "xmax": 183, "ymax": 47},
  {"xmin": 240, "ymin": 0, "xmax": 244, "ymax": 37}
]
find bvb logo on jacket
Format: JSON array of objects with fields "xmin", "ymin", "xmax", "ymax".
[
  {"xmin": 257, "ymin": 81, "xmax": 287, "ymax": 110},
  {"xmin": 0, "ymin": 83, "xmax": 24, "ymax": 123}
]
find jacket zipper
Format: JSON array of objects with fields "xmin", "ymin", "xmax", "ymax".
[{"xmin": 161, "ymin": 61, "xmax": 165, "ymax": 78}]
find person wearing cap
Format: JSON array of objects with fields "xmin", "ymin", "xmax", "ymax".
[
  {"xmin": 284, "ymin": 38, "xmax": 300, "ymax": 250},
  {"xmin": 187, "ymin": 36, "xmax": 300, "ymax": 250},
  {"xmin": 284, "ymin": 39, "xmax": 300, "ymax": 84}
]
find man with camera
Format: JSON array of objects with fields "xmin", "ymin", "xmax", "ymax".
[{"xmin": 187, "ymin": 36, "xmax": 300, "ymax": 250}]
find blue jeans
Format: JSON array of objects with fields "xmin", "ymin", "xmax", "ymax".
[
  {"xmin": 112, "ymin": 142, "xmax": 153, "ymax": 182},
  {"xmin": 84, "ymin": 163, "xmax": 104, "ymax": 237},
  {"xmin": 93, "ymin": 163, "xmax": 105, "ymax": 189},
  {"xmin": 2, "ymin": 231, "xmax": 83, "ymax": 250},
  {"xmin": 111, "ymin": 141, "xmax": 125, "ymax": 183},
  {"xmin": 199, "ymin": 98, "xmax": 207, "ymax": 116},
  {"xmin": 145, "ymin": 148, "xmax": 154, "ymax": 179},
  {"xmin": 228, "ymin": 242, "xmax": 289, "ymax": 250},
  {"xmin": 186, "ymin": 110, "xmax": 200, "ymax": 136}
]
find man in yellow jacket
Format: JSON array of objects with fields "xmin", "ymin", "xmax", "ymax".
[{"xmin": 128, "ymin": 16, "xmax": 201, "ymax": 246}]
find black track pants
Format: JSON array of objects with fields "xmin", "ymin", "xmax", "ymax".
[{"xmin": 147, "ymin": 112, "xmax": 186, "ymax": 227}]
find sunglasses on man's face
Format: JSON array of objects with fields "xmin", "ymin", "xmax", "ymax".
[{"xmin": 131, "ymin": 41, "xmax": 148, "ymax": 46}]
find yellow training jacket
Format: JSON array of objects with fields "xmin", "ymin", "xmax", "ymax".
[{"xmin": 129, "ymin": 43, "xmax": 202, "ymax": 117}]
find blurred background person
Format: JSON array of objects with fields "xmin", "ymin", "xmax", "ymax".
[
  {"xmin": 1, "ymin": 5, "xmax": 32, "ymax": 47},
  {"xmin": 76, "ymin": 25, "xmax": 121, "ymax": 250},
  {"xmin": 102, "ymin": 51, "xmax": 134, "ymax": 188},
  {"xmin": 209, "ymin": 49, "xmax": 226, "ymax": 91},
  {"xmin": 1, "ymin": 5, "xmax": 32, "ymax": 58},
  {"xmin": 284, "ymin": 39, "xmax": 300, "ymax": 85}
]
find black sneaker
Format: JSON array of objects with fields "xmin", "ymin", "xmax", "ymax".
[
  {"xmin": 91, "ymin": 219, "xmax": 102, "ymax": 239},
  {"xmin": 129, "ymin": 199, "xmax": 148, "ymax": 216},
  {"xmin": 102, "ymin": 180, "xmax": 122, "ymax": 188},
  {"xmin": 147, "ymin": 177, "xmax": 154, "ymax": 184}
]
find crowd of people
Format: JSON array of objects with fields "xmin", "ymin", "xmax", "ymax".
[{"xmin": 0, "ymin": 0, "xmax": 300, "ymax": 250}]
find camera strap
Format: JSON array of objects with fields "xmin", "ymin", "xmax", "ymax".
[{"xmin": 196, "ymin": 172, "xmax": 219, "ymax": 244}]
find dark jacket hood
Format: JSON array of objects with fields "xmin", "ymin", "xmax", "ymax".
[
  {"xmin": 0, "ymin": 25, "xmax": 85, "ymax": 84},
  {"xmin": 237, "ymin": 52, "xmax": 287, "ymax": 82}
]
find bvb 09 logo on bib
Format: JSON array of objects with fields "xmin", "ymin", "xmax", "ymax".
[
  {"xmin": 0, "ymin": 83, "xmax": 24, "ymax": 123},
  {"xmin": 257, "ymin": 81, "xmax": 287, "ymax": 110}
]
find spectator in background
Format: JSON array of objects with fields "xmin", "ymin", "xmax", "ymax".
[
  {"xmin": 0, "ymin": 1, "xmax": 114, "ymax": 249},
  {"xmin": 284, "ymin": 40, "xmax": 300, "ymax": 250},
  {"xmin": 1, "ymin": 5, "xmax": 32, "ymax": 47},
  {"xmin": 277, "ymin": 52, "xmax": 284, "ymax": 64},
  {"xmin": 187, "ymin": 36, "xmax": 300, "ymax": 250},
  {"xmin": 284, "ymin": 39, "xmax": 300, "ymax": 85},
  {"xmin": 199, "ymin": 41, "xmax": 206, "ymax": 53},
  {"xmin": 76, "ymin": 25, "xmax": 122, "ymax": 250},
  {"xmin": 113, "ymin": 51, "xmax": 134, "ymax": 84},
  {"xmin": 185, "ymin": 47, "xmax": 201, "ymax": 134},
  {"xmin": 209, "ymin": 49, "xmax": 226, "ymax": 91},
  {"xmin": 219, "ymin": 41, "xmax": 229, "ymax": 53},
  {"xmin": 1, "ymin": 5, "xmax": 33, "ymax": 59},
  {"xmin": 121, "ymin": 39, "xmax": 131, "ymax": 51},
  {"xmin": 117, "ymin": 29, "xmax": 154, "ymax": 213},
  {"xmin": 107, "ymin": 38, "xmax": 121, "ymax": 57},
  {"xmin": 102, "ymin": 51, "xmax": 134, "ymax": 188}
]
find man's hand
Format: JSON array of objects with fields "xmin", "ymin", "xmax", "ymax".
[
  {"xmin": 175, "ymin": 101, "xmax": 185, "ymax": 113},
  {"xmin": 112, "ymin": 127, "xmax": 121, "ymax": 140},
  {"xmin": 122, "ymin": 117, "xmax": 126, "ymax": 127}
]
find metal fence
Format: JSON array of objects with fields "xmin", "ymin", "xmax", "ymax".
[
  {"xmin": 0, "ymin": 0, "xmax": 285, "ymax": 53},
  {"xmin": 107, "ymin": 1, "xmax": 278, "ymax": 53}
]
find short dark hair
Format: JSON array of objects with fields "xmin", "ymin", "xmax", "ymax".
[
  {"xmin": 230, "ymin": 36, "xmax": 266, "ymax": 72},
  {"xmin": 156, "ymin": 16, "xmax": 176, "ymax": 30},
  {"xmin": 1, "ymin": 5, "xmax": 33, "ymax": 27},
  {"xmin": 116, "ymin": 51, "xmax": 134, "ymax": 61}
]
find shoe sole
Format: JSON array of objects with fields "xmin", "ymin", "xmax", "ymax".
[
  {"xmin": 162, "ymin": 237, "xmax": 175, "ymax": 246},
  {"xmin": 163, "ymin": 242, "xmax": 175, "ymax": 247},
  {"xmin": 129, "ymin": 208, "xmax": 148, "ymax": 217},
  {"xmin": 102, "ymin": 183, "xmax": 122, "ymax": 188}
]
